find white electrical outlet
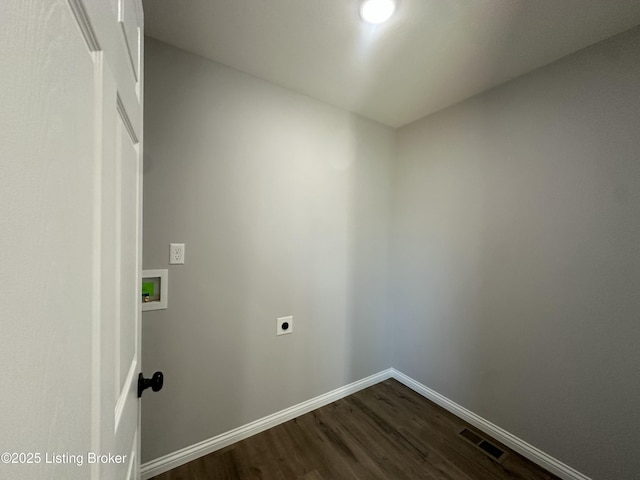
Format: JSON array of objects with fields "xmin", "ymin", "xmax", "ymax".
[
  {"xmin": 169, "ymin": 243, "xmax": 185, "ymax": 264},
  {"xmin": 277, "ymin": 316, "xmax": 293, "ymax": 336}
]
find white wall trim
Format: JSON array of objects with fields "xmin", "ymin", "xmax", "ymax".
[
  {"xmin": 140, "ymin": 369, "xmax": 394, "ymax": 479},
  {"xmin": 142, "ymin": 368, "xmax": 590, "ymax": 480},
  {"xmin": 389, "ymin": 369, "xmax": 591, "ymax": 480}
]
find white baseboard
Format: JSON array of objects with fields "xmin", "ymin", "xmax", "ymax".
[
  {"xmin": 389, "ymin": 369, "xmax": 591, "ymax": 480},
  {"xmin": 140, "ymin": 369, "xmax": 394, "ymax": 479},
  {"xmin": 142, "ymin": 368, "xmax": 590, "ymax": 480}
]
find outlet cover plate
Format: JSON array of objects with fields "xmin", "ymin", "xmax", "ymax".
[
  {"xmin": 277, "ymin": 316, "xmax": 293, "ymax": 336},
  {"xmin": 169, "ymin": 243, "xmax": 185, "ymax": 264}
]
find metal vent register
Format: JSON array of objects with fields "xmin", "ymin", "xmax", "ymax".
[{"xmin": 458, "ymin": 428, "xmax": 507, "ymax": 462}]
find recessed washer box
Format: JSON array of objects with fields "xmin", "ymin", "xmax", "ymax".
[{"xmin": 142, "ymin": 269, "xmax": 168, "ymax": 311}]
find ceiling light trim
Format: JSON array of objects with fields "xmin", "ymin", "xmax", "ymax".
[{"xmin": 360, "ymin": 0, "xmax": 396, "ymax": 24}]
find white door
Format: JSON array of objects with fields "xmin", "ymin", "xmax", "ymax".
[{"xmin": 0, "ymin": 1, "xmax": 144, "ymax": 480}]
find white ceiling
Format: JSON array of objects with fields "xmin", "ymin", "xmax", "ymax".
[{"xmin": 144, "ymin": 0, "xmax": 640, "ymax": 127}]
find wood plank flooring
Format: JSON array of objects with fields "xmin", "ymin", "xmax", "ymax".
[{"xmin": 151, "ymin": 379, "xmax": 560, "ymax": 480}]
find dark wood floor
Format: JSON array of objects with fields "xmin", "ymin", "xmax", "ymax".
[{"xmin": 152, "ymin": 379, "xmax": 560, "ymax": 480}]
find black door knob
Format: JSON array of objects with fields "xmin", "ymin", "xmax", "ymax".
[{"xmin": 138, "ymin": 371, "xmax": 164, "ymax": 398}]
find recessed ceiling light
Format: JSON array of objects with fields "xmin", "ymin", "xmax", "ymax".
[{"xmin": 360, "ymin": 0, "xmax": 396, "ymax": 24}]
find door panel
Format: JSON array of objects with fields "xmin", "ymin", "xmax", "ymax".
[
  {"xmin": 116, "ymin": 105, "xmax": 140, "ymax": 399},
  {"xmin": 0, "ymin": 1, "xmax": 99, "ymax": 479},
  {"xmin": 0, "ymin": 0, "xmax": 144, "ymax": 479},
  {"xmin": 95, "ymin": 3, "xmax": 144, "ymax": 476},
  {"xmin": 118, "ymin": 0, "xmax": 141, "ymax": 82}
]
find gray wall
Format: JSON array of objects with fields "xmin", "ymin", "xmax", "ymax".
[
  {"xmin": 390, "ymin": 27, "xmax": 640, "ymax": 479},
  {"xmin": 142, "ymin": 39, "xmax": 394, "ymax": 462},
  {"xmin": 143, "ymin": 27, "xmax": 640, "ymax": 479}
]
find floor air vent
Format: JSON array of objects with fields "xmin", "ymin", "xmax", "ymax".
[{"xmin": 458, "ymin": 428, "xmax": 507, "ymax": 463}]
